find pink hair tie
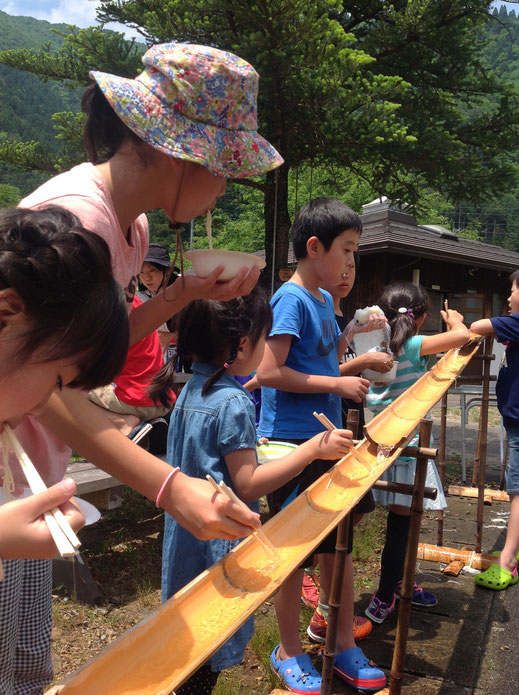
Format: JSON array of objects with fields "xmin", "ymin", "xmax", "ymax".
[
  {"xmin": 155, "ymin": 467, "xmax": 180, "ymax": 508},
  {"xmin": 224, "ymin": 362, "xmax": 230, "ymax": 369}
]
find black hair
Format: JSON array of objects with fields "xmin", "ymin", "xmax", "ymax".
[
  {"xmin": 148, "ymin": 285, "xmax": 272, "ymax": 402},
  {"xmin": 377, "ymin": 283, "xmax": 429, "ymax": 356},
  {"xmin": 82, "ymin": 83, "xmax": 146, "ymax": 164},
  {"xmin": 510, "ymin": 269, "xmax": 519, "ymax": 286},
  {"xmin": 292, "ymin": 197, "xmax": 362, "ymax": 260},
  {"xmin": 0, "ymin": 206, "xmax": 129, "ymax": 389}
]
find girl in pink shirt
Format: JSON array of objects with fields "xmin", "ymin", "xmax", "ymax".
[{"xmin": 4, "ymin": 42, "xmax": 280, "ymax": 694}]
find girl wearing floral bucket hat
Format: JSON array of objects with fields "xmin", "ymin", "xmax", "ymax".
[{"xmin": 1, "ymin": 43, "xmax": 281, "ymax": 695}]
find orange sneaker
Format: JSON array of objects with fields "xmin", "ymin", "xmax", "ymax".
[
  {"xmin": 307, "ymin": 611, "xmax": 373, "ymax": 643},
  {"xmin": 301, "ymin": 573, "xmax": 320, "ymax": 610},
  {"xmin": 353, "ymin": 614, "xmax": 373, "ymax": 641}
]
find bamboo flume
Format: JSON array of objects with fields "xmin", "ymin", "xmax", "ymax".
[{"xmin": 48, "ymin": 338, "xmax": 481, "ymax": 695}]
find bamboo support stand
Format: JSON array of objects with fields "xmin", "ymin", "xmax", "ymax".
[
  {"xmin": 386, "ymin": 419, "xmax": 432, "ymax": 695},
  {"xmin": 320, "ymin": 410, "xmax": 359, "ymax": 695},
  {"xmin": 475, "ymin": 338, "xmax": 492, "ymax": 554},
  {"xmin": 437, "ymin": 392, "xmax": 448, "ymax": 546}
]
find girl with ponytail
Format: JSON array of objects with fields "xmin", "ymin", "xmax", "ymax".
[
  {"xmin": 161, "ymin": 286, "xmax": 354, "ymax": 695},
  {"xmin": 365, "ymin": 283, "xmax": 470, "ymax": 625}
]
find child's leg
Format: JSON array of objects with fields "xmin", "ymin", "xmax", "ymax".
[
  {"xmin": 377, "ymin": 506, "xmax": 410, "ymax": 603},
  {"xmin": 274, "ymin": 568, "xmax": 305, "ymax": 659},
  {"xmin": 499, "ymin": 427, "xmax": 519, "ymax": 570},
  {"xmin": 318, "ymin": 553, "xmax": 355, "ymax": 652},
  {"xmin": 496, "ymin": 494, "xmax": 519, "ymax": 571},
  {"xmin": 0, "ymin": 559, "xmax": 53, "ymax": 695}
]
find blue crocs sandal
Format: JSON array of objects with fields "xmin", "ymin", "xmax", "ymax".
[
  {"xmin": 333, "ymin": 646, "xmax": 387, "ymax": 692},
  {"xmin": 270, "ymin": 645, "xmax": 321, "ymax": 694}
]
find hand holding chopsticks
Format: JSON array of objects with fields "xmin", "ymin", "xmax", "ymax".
[
  {"xmin": 313, "ymin": 412, "xmax": 361, "ymax": 447},
  {"xmin": 2, "ymin": 425, "xmax": 81, "ymax": 558}
]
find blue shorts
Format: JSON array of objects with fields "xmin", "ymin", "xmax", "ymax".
[{"xmin": 505, "ymin": 423, "xmax": 519, "ymax": 495}]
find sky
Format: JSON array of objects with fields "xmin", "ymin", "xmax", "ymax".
[
  {"xmin": 0, "ymin": 0, "xmax": 142, "ymax": 39},
  {"xmin": 2, "ymin": 1, "xmax": 518, "ymax": 38}
]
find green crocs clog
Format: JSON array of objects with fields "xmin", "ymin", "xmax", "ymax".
[{"xmin": 475, "ymin": 562, "xmax": 519, "ymax": 590}]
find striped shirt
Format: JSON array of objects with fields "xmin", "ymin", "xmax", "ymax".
[{"xmin": 366, "ymin": 335, "xmax": 428, "ymax": 414}]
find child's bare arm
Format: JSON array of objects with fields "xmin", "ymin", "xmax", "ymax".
[
  {"xmin": 226, "ymin": 429, "xmax": 353, "ymax": 502},
  {"xmin": 339, "ymin": 353, "xmax": 393, "ymax": 376},
  {"xmin": 470, "ymin": 318, "xmax": 495, "ymax": 336},
  {"xmin": 257, "ymin": 335, "xmax": 370, "ymax": 402},
  {"xmin": 37, "ymin": 389, "xmax": 261, "ymax": 541},
  {"xmin": 242, "ymin": 374, "xmax": 259, "ymax": 391},
  {"xmin": 419, "ymin": 310, "xmax": 470, "ymax": 356}
]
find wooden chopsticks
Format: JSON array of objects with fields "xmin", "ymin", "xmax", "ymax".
[
  {"xmin": 313, "ymin": 411, "xmax": 361, "ymax": 445},
  {"xmin": 2, "ymin": 424, "xmax": 80, "ymax": 557},
  {"xmin": 206, "ymin": 474, "xmax": 279, "ymax": 559},
  {"xmin": 313, "ymin": 411, "xmax": 336, "ymax": 431}
]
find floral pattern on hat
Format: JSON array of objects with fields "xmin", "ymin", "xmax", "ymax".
[{"xmin": 91, "ymin": 42, "xmax": 283, "ymax": 178}]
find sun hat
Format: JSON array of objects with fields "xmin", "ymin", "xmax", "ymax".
[
  {"xmin": 90, "ymin": 42, "xmax": 283, "ymax": 178},
  {"xmin": 143, "ymin": 243, "xmax": 171, "ymax": 269}
]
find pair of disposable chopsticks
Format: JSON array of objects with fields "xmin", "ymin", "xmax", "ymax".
[
  {"xmin": 313, "ymin": 411, "xmax": 360, "ymax": 444},
  {"xmin": 205, "ymin": 474, "xmax": 279, "ymax": 559},
  {"xmin": 2, "ymin": 424, "xmax": 81, "ymax": 557},
  {"xmin": 313, "ymin": 411, "xmax": 336, "ymax": 431}
]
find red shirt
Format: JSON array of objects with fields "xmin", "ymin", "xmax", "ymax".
[{"xmin": 114, "ymin": 296, "xmax": 175, "ymax": 407}]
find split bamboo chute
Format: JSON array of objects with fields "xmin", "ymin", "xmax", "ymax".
[{"xmin": 49, "ymin": 338, "xmax": 482, "ymax": 695}]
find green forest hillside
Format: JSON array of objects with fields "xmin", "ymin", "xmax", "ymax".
[
  {"xmin": 2, "ymin": 5, "xmax": 519, "ymax": 252},
  {"xmin": 0, "ymin": 10, "xmax": 83, "ymax": 196}
]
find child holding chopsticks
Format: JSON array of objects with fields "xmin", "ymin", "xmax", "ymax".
[
  {"xmin": 0, "ymin": 207, "xmax": 260, "ymax": 695},
  {"xmin": 0, "ymin": 205, "xmax": 129, "ymax": 691},
  {"xmin": 161, "ymin": 287, "xmax": 354, "ymax": 695}
]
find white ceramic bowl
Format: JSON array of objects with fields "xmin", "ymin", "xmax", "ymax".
[{"xmin": 184, "ymin": 249, "xmax": 266, "ymax": 281}]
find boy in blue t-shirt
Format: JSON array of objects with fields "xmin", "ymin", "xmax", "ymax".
[
  {"xmin": 471, "ymin": 269, "xmax": 519, "ymax": 591},
  {"xmin": 257, "ymin": 197, "xmax": 386, "ymax": 693}
]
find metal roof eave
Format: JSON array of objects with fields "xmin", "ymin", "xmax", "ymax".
[{"xmin": 358, "ymin": 237, "xmax": 519, "ymax": 272}]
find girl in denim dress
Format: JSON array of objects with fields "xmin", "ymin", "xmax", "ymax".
[{"xmin": 161, "ymin": 287, "xmax": 354, "ymax": 695}]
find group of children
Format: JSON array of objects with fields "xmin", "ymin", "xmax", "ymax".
[{"xmin": 1, "ymin": 39, "xmax": 518, "ymax": 695}]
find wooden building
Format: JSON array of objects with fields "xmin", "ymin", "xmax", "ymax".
[
  {"xmin": 343, "ymin": 198, "xmax": 519, "ymax": 336},
  {"xmin": 271, "ymin": 198, "xmax": 519, "ymax": 333},
  {"xmin": 263, "ymin": 197, "xmax": 519, "ymax": 379}
]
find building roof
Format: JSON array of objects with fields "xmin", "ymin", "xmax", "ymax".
[
  {"xmin": 254, "ymin": 199, "xmax": 519, "ymax": 272},
  {"xmin": 359, "ymin": 206, "xmax": 519, "ymax": 272}
]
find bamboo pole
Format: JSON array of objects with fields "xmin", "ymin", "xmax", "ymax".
[
  {"xmin": 447, "ymin": 485, "xmax": 509, "ymax": 502},
  {"xmin": 416, "ymin": 543, "xmax": 497, "ymax": 570},
  {"xmin": 373, "ymin": 480, "xmax": 437, "ymax": 501},
  {"xmin": 320, "ymin": 410, "xmax": 359, "ymax": 695},
  {"xmin": 437, "ymin": 392, "xmax": 448, "ymax": 546},
  {"xmin": 476, "ymin": 337, "xmax": 492, "ymax": 554},
  {"xmin": 388, "ymin": 419, "xmax": 432, "ymax": 695}
]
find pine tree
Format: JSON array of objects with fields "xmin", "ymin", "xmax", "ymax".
[{"xmin": 1, "ymin": 1, "xmax": 519, "ymax": 277}]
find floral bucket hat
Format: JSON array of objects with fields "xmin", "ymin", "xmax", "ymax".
[{"xmin": 90, "ymin": 42, "xmax": 283, "ymax": 179}]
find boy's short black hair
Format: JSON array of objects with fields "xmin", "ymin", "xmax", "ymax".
[
  {"xmin": 510, "ymin": 269, "xmax": 519, "ymax": 286},
  {"xmin": 291, "ymin": 197, "xmax": 362, "ymax": 260}
]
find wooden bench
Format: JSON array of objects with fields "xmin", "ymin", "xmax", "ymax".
[{"xmin": 67, "ymin": 460, "xmax": 124, "ymax": 510}]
